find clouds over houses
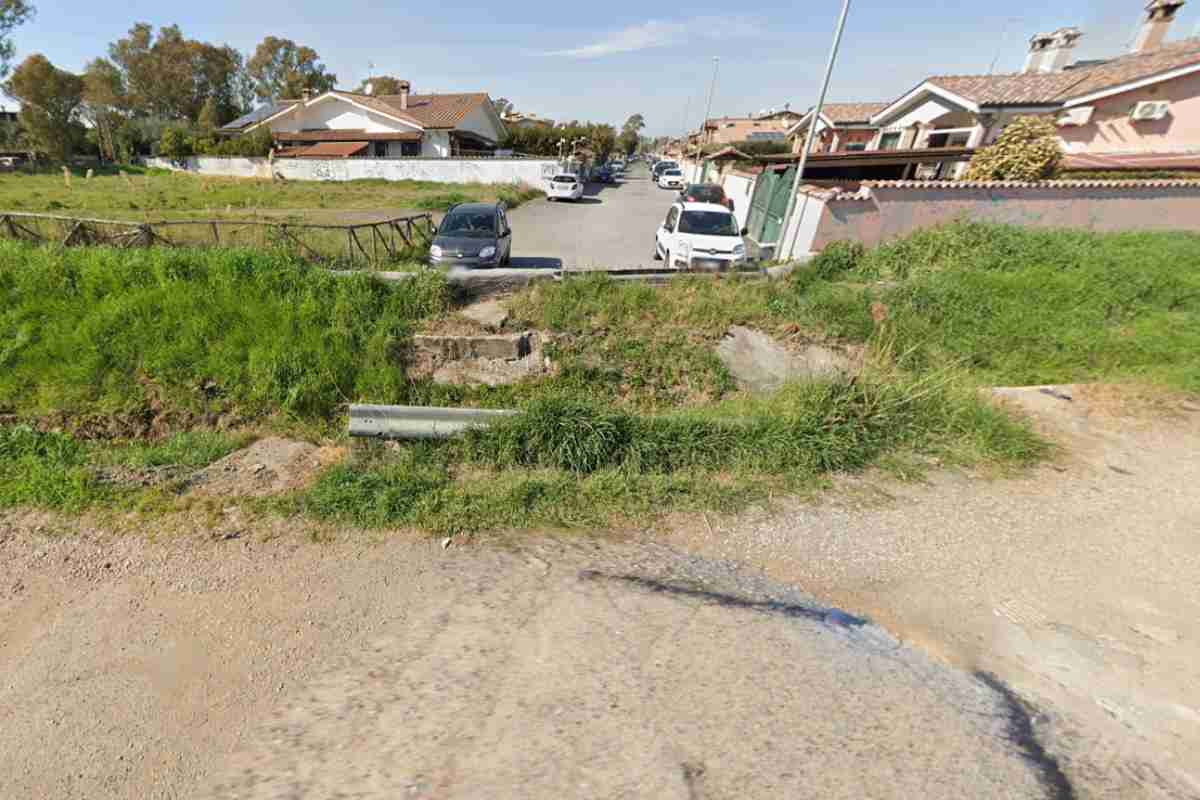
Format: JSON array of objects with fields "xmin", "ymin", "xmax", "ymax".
[{"xmin": 544, "ymin": 17, "xmax": 765, "ymax": 58}]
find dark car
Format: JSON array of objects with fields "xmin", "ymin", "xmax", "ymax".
[
  {"xmin": 429, "ymin": 202, "xmax": 512, "ymax": 269},
  {"xmin": 679, "ymin": 183, "xmax": 735, "ymax": 212},
  {"xmin": 595, "ymin": 166, "xmax": 615, "ymax": 183}
]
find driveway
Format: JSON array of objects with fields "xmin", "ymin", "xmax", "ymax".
[{"xmin": 507, "ymin": 165, "xmax": 677, "ymax": 270}]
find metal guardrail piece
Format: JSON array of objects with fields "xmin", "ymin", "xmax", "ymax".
[{"xmin": 349, "ymin": 404, "xmax": 517, "ymax": 440}]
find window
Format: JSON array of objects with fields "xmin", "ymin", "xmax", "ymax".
[
  {"xmin": 844, "ymin": 143, "xmax": 867, "ymax": 152},
  {"xmin": 665, "ymin": 207, "xmax": 679, "ymax": 230},
  {"xmin": 878, "ymin": 132, "xmax": 901, "ymax": 150},
  {"xmin": 439, "ymin": 212, "xmax": 496, "ymax": 237},
  {"xmin": 678, "ymin": 210, "xmax": 739, "ymax": 236},
  {"xmin": 401, "ymin": 141, "xmax": 420, "ymax": 157},
  {"xmin": 373, "ymin": 141, "xmax": 388, "ymax": 157}
]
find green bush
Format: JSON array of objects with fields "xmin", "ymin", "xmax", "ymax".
[
  {"xmin": 157, "ymin": 127, "xmax": 194, "ymax": 159},
  {"xmin": 963, "ymin": 116, "xmax": 1062, "ymax": 181},
  {"xmin": 807, "ymin": 240, "xmax": 864, "ymax": 280}
]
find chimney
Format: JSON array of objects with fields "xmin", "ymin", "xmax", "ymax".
[
  {"xmin": 1133, "ymin": 0, "xmax": 1186, "ymax": 53},
  {"xmin": 398, "ymin": 80, "xmax": 411, "ymax": 110},
  {"xmin": 1024, "ymin": 27, "xmax": 1083, "ymax": 73}
]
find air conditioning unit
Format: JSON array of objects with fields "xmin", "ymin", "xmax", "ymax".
[
  {"xmin": 1130, "ymin": 101, "xmax": 1170, "ymax": 121},
  {"xmin": 1056, "ymin": 106, "xmax": 1094, "ymax": 127}
]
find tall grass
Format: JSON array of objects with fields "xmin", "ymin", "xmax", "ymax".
[
  {"xmin": 0, "ymin": 242, "xmax": 449, "ymax": 420},
  {"xmin": 808, "ymin": 222, "xmax": 1200, "ymax": 391},
  {"xmin": 299, "ymin": 377, "xmax": 1045, "ymax": 532},
  {"xmin": 514, "ymin": 223, "xmax": 1200, "ymax": 394},
  {"xmin": 0, "ymin": 170, "xmax": 545, "ymax": 219}
]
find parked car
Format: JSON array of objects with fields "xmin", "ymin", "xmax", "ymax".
[
  {"xmin": 595, "ymin": 166, "xmax": 615, "ymax": 183},
  {"xmin": 546, "ymin": 173, "xmax": 584, "ymax": 202},
  {"xmin": 653, "ymin": 201, "xmax": 748, "ymax": 271},
  {"xmin": 679, "ymin": 182, "xmax": 734, "ymax": 212},
  {"xmin": 428, "ymin": 202, "xmax": 512, "ymax": 269},
  {"xmin": 657, "ymin": 168, "xmax": 685, "ymax": 189},
  {"xmin": 652, "ymin": 160, "xmax": 679, "ymax": 179}
]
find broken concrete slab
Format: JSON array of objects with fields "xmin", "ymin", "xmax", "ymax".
[
  {"xmin": 459, "ymin": 299, "xmax": 509, "ymax": 331},
  {"xmin": 715, "ymin": 326, "xmax": 855, "ymax": 392},
  {"xmin": 413, "ymin": 333, "xmax": 530, "ymax": 361}
]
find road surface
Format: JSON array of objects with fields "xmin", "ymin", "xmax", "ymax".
[{"xmin": 507, "ymin": 165, "xmax": 677, "ymax": 270}]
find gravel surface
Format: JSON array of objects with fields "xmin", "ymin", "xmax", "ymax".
[
  {"xmin": 662, "ymin": 386, "xmax": 1200, "ymax": 799},
  {"xmin": 4, "ymin": 517, "xmax": 1054, "ymax": 799}
]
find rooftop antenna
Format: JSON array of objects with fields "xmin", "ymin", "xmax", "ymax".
[{"xmin": 989, "ymin": 18, "xmax": 1022, "ymax": 74}]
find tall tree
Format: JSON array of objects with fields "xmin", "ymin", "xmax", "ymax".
[
  {"xmin": 0, "ymin": 0, "xmax": 33, "ymax": 79},
  {"xmin": 356, "ymin": 75, "xmax": 406, "ymax": 95},
  {"xmin": 618, "ymin": 113, "xmax": 645, "ymax": 156},
  {"xmin": 246, "ymin": 37, "xmax": 336, "ymax": 101},
  {"xmin": 3, "ymin": 53, "xmax": 83, "ymax": 160},
  {"xmin": 81, "ymin": 58, "xmax": 126, "ymax": 161},
  {"xmin": 106, "ymin": 23, "xmax": 244, "ymax": 122},
  {"xmin": 492, "ymin": 97, "xmax": 514, "ymax": 116}
]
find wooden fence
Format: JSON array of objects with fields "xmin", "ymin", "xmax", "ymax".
[{"xmin": 0, "ymin": 211, "xmax": 437, "ymax": 266}]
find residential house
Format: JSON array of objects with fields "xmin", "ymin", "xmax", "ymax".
[
  {"xmin": 701, "ymin": 108, "xmax": 803, "ymax": 146},
  {"xmin": 219, "ymin": 82, "xmax": 508, "ymax": 158},
  {"xmin": 866, "ymin": 0, "xmax": 1200, "ymax": 175},
  {"xmin": 785, "ymin": 103, "xmax": 888, "ymax": 154},
  {"xmin": 502, "ymin": 113, "xmax": 555, "ymax": 129}
]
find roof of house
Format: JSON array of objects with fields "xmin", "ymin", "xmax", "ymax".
[
  {"xmin": 279, "ymin": 141, "xmax": 369, "ymax": 158},
  {"xmin": 925, "ymin": 36, "xmax": 1200, "ymax": 106},
  {"xmin": 223, "ymin": 90, "xmax": 495, "ymax": 134},
  {"xmin": 373, "ymin": 92, "xmax": 493, "ymax": 129},
  {"xmin": 818, "ymin": 103, "xmax": 889, "ymax": 123}
]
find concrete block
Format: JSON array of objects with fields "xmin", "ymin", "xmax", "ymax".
[{"xmin": 413, "ymin": 333, "xmax": 530, "ymax": 361}]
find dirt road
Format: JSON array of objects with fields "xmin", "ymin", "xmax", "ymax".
[
  {"xmin": 663, "ymin": 386, "xmax": 1200, "ymax": 798},
  {"xmin": 6, "ymin": 519, "xmax": 1053, "ymax": 799},
  {"xmin": 2, "ymin": 385, "xmax": 1197, "ymax": 798}
]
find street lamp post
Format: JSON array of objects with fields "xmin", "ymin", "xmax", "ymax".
[
  {"xmin": 777, "ymin": 0, "xmax": 852, "ymax": 260},
  {"xmin": 695, "ymin": 56, "xmax": 719, "ymax": 181}
]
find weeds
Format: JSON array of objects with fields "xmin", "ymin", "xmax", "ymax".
[
  {"xmin": 0, "ymin": 243, "xmax": 450, "ymax": 421},
  {"xmin": 0, "ymin": 171, "xmax": 544, "ymax": 220}
]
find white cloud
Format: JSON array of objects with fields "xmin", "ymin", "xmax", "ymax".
[{"xmin": 544, "ymin": 17, "xmax": 765, "ymax": 59}]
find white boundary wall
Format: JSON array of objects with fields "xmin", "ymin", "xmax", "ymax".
[{"xmin": 144, "ymin": 156, "xmax": 561, "ymax": 186}]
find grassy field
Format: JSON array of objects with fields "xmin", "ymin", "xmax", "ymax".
[
  {"xmin": 0, "ymin": 165, "xmax": 542, "ymax": 221},
  {"xmin": 2, "ymin": 221, "xmax": 1196, "ymax": 532}
]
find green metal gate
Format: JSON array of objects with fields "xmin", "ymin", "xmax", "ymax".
[
  {"xmin": 745, "ymin": 169, "xmax": 777, "ymax": 243},
  {"xmin": 745, "ymin": 165, "xmax": 796, "ymax": 244}
]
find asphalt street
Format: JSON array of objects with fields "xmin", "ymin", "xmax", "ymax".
[{"xmin": 506, "ymin": 164, "xmax": 678, "ymax": 270}]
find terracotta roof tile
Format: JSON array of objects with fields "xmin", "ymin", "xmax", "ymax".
[
  {"xmin": 818, "ymin": 103, "xmax": 888, "ymax": 123},
  {"xmin": 859, "ymin": 179, "xmax": 1200, "ymax": 189},
  {"xmin": 375, "ymin": 92, "xmax": 493, "ymax": 129},
  {"xmin": 282, "ymin": 141, "xmax": 370, "ymax": 158},
  {"xmin": 926, "ymin": 36, "xmax": 1200, "ymax": 105}
]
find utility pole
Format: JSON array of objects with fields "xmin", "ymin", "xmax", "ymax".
[
  {"xmin": 777, "ymin": 0, "xmax": 852, "ymax": 260},
  {"xmin": 679, "ymin": 95, "xmax": 692, "ymax": 158},
  {"xmin": 695, "ymin": 56, "xmax": 719, "ymax": 181}
]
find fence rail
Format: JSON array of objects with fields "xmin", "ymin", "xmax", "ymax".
[{"xmin": 0, "ymin": 210, "xmax": 437, "ymax": 266}]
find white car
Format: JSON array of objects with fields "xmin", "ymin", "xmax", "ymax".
[
  {"xmin": 658, "ymin": 169, "xmax": 684, "ymax": 189},
  {"xmin": 653, "ymin": 201, "xmax": 748, "ymax": 271},
  {"xmin": 546, "ymin": 173, "xmax": 584, "ymax": 202}
]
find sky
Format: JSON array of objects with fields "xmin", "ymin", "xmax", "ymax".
[{"xmin": 7, "ymin": 0, "xmax": 1200, "ymax": 135}]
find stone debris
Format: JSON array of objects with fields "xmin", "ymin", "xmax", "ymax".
[
  {"xmin": 458, "ymin": 299, "xmax": 509, "ymax": 331},
  {"xmin": 715, "ymin": 326, "xmax": 856, "ymax": 392}
]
